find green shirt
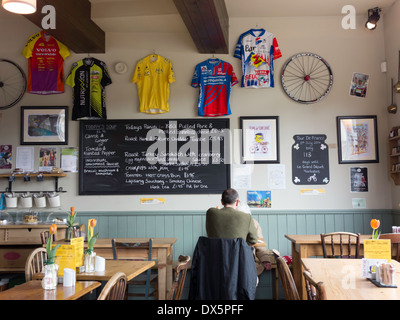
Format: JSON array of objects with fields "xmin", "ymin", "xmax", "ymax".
[{"xmin": 206, "ymin": 207, "xmax": 258, "ymax": 245}]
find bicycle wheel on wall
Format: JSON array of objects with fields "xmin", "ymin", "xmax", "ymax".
[
  {"xmin": 0, "ymin": 59, "xmax": 27, "ymax": 110},
  {"xmin": 281, "ymin": 53, "xmax": 333, "ymax": 104}
]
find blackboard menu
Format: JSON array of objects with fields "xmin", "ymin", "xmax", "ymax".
[
  {"xmin": 79, "ymin": 119, "xmax": 230, "ymax": 195},
  {"xmin": 292, "ymin": 134, "xmax": 329, "ymax": 185}
]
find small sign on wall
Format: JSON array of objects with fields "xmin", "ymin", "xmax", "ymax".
[{"xmin": 292, "ymin": 135, "xmax": 329, "ymax": 185}]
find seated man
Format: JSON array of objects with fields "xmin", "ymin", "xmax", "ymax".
[{"xmin": 206, "ymin": 188, "xmax": 258, "ymax": 246}]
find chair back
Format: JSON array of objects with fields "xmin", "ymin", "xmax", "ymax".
[
  {"xmin": 111, "ymin": 239, "xmax": 153, "ymax": 299},
  {"xmin": 276, "ymin": 256, "xmax": 300, "ymax": 300},
  {"xmin": 320, "ymin": 232, "xmax": 360, "ymax": 258},
  {"xmin": 188, "ymin": 237, "xmax": 257, "ymax": 300},
  {"xmin": 303, "ymin": 270, "xmax": 327, "ymax": 300},
  {"xmin": 378, "ymin": 233, "xmax": 400, "ymax": 261},
  {"xmin": 25, "ymin": 247, "xmax": 47, "ymax": 282},
  {"xmin": 168, "ymin": 255, "xmax": 191, "ymax": 300},
  {"xmin": 98, "ymin": 272, "xmax": 127, "ymax": 300}
]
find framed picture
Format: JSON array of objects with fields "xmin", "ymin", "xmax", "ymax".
[
  {"xmin": 240, "ymin": 116, "xmax": 279, "ymax": 163},
  {"xmin": 337, "ymin": 115, "xmax": 378, "ymax": 164},
  {"xmin": 21, "ymin": 106, "xmax": 68, "ymax": 145}
]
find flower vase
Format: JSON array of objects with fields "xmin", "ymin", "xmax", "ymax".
[
  {"xmin": 84, "ymin": 251, "xmax": 96, "ymax": 273},
  {"xmin": 41, "ymin": 263, "xmax": 58, "ymax": 290},
  {"xmin": 66, "ymin": 227, "xmax": 74, "ymax": 240}
]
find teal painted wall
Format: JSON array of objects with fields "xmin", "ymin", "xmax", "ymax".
[{"xmin": 74, "ymin": 209, "xmax": 393, "ymax": 258}]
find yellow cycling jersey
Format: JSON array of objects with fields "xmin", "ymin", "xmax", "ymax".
[{"xmin": 132, "ymin": 54, "xmax": 175, "ymax": 114}]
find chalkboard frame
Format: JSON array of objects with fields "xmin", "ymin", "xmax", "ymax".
[{"xmin": 78, "ymin": 119, "xmax": 231, "ymax": 195}]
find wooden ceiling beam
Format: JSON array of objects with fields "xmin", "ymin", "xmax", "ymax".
[
  {"xmin": 23, "ymin": 0, "xmax": 105, "ymax": 53},
  {"xmin": 173, "ymin": 0, "xmax": 229, "ymax": 54}
]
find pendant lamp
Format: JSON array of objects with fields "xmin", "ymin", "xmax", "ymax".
[{"xmin": 2, "ymin": 0, "xmax": 36, "ymax": 14}]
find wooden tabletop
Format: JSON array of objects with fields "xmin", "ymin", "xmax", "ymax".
[
  {"xmin": 302, "ymin": 258, "xmax": 400, "ymax": 300},
  {"xmin": 0, "ymin": 280, "xmax": 100, "ymax": 300},
  {"xmin": 54, "ymin": 237, "xmax": 177, "ymax": 248},
  {"xmin": 33, "ymin": 260, "xmax": 155, "ymax": 282}
]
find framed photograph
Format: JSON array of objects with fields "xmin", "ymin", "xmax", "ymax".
[
  {"xmin": 21, "ymin": 106, "xmax": 68, "ymax": 145},
  {"xmin": 337, "ymin": 115, "xmax": 378, "ymax": 164},
  {"xmin": 240, "ymin": 116, "xmax": 279, "ymax": 163}
]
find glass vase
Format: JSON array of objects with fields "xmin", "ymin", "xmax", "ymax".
[
  {"xmin": 84, "ymin": 251, "xmax": 96, "ymax": 273},
  {"xmin": 66, "ymin": 226, "xmax": 74, "ymax": 240},
  {"xmin": 41, "ymin": 263, "xmax": 58, "ymax": 290}
]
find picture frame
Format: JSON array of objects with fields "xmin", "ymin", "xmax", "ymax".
[
  {"xmin": 337, "ymin": 115, "xmax": 378, "ymax": 164},
  {"xmin": 240, "ymin": 116, "xmax": 279, "ymax": 164},
  {"xmin": 21, "ymin": 106, "xmax": 68, "ymax": 145}
]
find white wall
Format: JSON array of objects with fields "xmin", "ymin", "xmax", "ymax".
[{"xmin": 0, "ymin": 8, "xmax": 393, "ymax": 211}]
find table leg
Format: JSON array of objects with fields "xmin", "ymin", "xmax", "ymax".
[{"xmin": 158, "ymin": 248, "xmax": 167, "ymax": 300}]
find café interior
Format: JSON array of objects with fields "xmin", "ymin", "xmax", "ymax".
[{"xmin": 0, "ymin": 0, "xmax": 400, "ymax": 302}]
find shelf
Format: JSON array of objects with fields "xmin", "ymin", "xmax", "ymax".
[{"xmin": 1, "ymin": 173, "xmax": 67, "ymax": 193}]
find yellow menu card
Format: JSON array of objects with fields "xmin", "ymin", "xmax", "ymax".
[
  {"xmin": 70, "ymin": 237, "xmax": 84, "ymax": 267},
  {"xmin": 363, "ymin": 239, "xmax": 391, "ymax": 262},
  {"xmin": 54, "ymin": 244, "xmax": 76, "ymax": 276}
]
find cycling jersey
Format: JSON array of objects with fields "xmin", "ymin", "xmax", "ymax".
[
  {"xmin": 22, "ymin": 30, "xmax": 70, "ymax": 94},
  {"xmin": 191, "ymin": 59, "xmax": 238, "ymax": 117},
  {"xmin": 234, "ymin": 28, "xmax": 282, "ymax": 88},
  {"xmin": 132, "ymin": 54, "xmax": 175, "ymax": 114},
  {"xmin": 66, "ymin": 57, "xmax": 112, "ymax": 120}
]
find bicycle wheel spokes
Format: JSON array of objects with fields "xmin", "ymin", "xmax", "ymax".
[
  {"xmin": 0, "ymin": 59, "xmax": 27, "ymax": 110},
  {"xmin": 281, "ymin": 53, "xmax": 333, "ymax": 104}
]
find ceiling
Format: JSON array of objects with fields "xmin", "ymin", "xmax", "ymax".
[
  {"xmin": 0, "ymin": 0, "xmax": 396, "ymax": 53},
  {"xmin": 88, "ymin": 0, "xmax": 396, "ymax": 33}
]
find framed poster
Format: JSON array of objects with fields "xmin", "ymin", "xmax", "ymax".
[
  {"xmin": 21, "ymin": 106, "xmax": 68, "ymax": 145},
  {"xmin": 337, "ymin": 116, "xmax": 378, "ymax": 164},
  {"xmin": 240, "ymin": 116, "xmax": 279, "ymax": 163}
]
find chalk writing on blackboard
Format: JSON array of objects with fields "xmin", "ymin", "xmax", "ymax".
[
  {"xmin": 79, "ymin": 119, "xmax": 230, "ymax": 195},
  {"xmin": 292, "ymin": 134, "xmax": 329, "ymax": 185}
]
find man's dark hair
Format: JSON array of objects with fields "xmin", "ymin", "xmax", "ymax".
[{"xmin": 221, "ymin": 188, "xmax": 239, "ymax": 205}]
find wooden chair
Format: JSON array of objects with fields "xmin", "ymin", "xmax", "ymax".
[
  {"xmin": 272, "ymin": 250, "xmax": 299, "ymax": 300},
  {"xmin": 40, "ymin": 231, "xmax": 56, "ymax": 245},
  {"xmin": 378, "ymin": 233, "xmax": 400, "ymax": 261},
  {"xmin": 168, "ymin": 255, "xmax": 190, "ymax": 300},
  {"xmin": 98, "ymin": 272, "xmax": 128, "ymax": 300},
  {"xmin": 112, "ymin": 238, "xmax": 158, "ymax": 299},
  {"xmin": 320, "ymin": 232, "xmax": 360, "ymax": 258},
  {"xmin": 25, "ymin": 247, "xmax": 47, "ymax": 282},
  {"xmin": 303, "ymin": 270, "xmax": 327, "ymax": 300}
]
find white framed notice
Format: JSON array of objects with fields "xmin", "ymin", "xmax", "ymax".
[{"xmin": 16, "ymin": 146, "xmax": 34, "ymax": 172}]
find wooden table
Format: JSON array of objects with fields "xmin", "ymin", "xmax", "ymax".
[
  {"xmin": 33, "ymin": 260, "xmax": 155, "ymax": 282},
  {"xmin": 0, "ymin": 224, "xmax": 67, "ymax": 272},
  {"xmin": 285, "ymin": 234, "xmax": 372, "ymax": 299},
  {"xmin": 302, "ymin": 258, "xmax": 400, "ymax": 300},
  {"xmin": 0, "ymin": 280, "xmax": 100, "ymax": 300},
  {"xmin": 54, "ymin": 237, "xmax": 177, "ymax": 299}
]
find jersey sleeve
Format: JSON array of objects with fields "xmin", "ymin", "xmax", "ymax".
[
  {"xmin": 21, "ymin": 32, "xmax": 40, "ymax": 59},
  {"xmin": 65, "ymin": 63, "xmax": 78, "ymax": 88},
  {"xmin": 229, "ymin": 64, "xmax": 239, "ymax": 86},
  {"xmin": 190, "ymin": 65, "xmax": 200, "ymax": 88},
  {"xmin": 168, "ymin": 61, "xmax": 175, "ymax": 84},
  {"xmin": 56, "ymin": 40, "xmax": 70, "ymax": 60},
  {"xmin": 131, "ymin": 61, "xmax": 142, "ymax": 84},
  {"xmin": 100, "ymin": 61, "xmax": 112, "ymax": 87},
  {"xmin": 272, "ymin": 37, "xmax": 282, "ymax": 60},
  {"xmin": 233, "ymin": 34, "xmax": 243, "ymax": 60}
]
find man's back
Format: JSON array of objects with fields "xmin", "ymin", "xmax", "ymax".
[{"xmin": 206, "ymin": 207, "xmax": 257, "ymax": 245}]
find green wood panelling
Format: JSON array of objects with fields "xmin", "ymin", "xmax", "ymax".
[{"xmin": 75, "ymin": 209, "xmax": 393, "ymax": 259}]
